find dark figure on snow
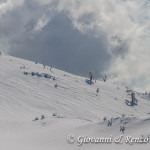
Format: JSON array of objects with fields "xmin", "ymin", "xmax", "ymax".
[
  {"xmin": 89, "ymin": 71, "xmax": 93, "ymax": 85},
  {"xmin": 131, "ymin": 92, "xmax": 135, "ymax": 103}
]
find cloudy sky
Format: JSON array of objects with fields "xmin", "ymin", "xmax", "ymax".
[{"xmin": 0, "ymin": 0, "xmax": 150, "ymax": 90}]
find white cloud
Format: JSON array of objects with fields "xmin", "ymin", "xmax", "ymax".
[
  {"xmin": 55, "ymin": 0, "xmax": 150, "ymax": 90},
  {"xmin": 33, "ymin": 14, "xmax": 51, "ymax": 33},
  {"xmin": 0, "ymin": 0, "xmax": 24, "ymax": 17}
]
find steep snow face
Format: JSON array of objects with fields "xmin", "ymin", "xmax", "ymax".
[{"xmin": 0, "ymin": 54, "xmax": 150, "ymax": 150}]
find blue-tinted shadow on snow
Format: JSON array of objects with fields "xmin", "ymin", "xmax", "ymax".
[
  {"xmin": 85, "ymin": 79, "xmax": 94, "ymax": 85},
  {"xmin": 125, "ymin": 99, "xmax": 138, "ymax": 107},
  {"xmin": 24, "ymin": 71, "xmax": 55, "ymax": 79}
]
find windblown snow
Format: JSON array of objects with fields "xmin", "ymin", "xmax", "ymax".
[{"xmin": 0, "ymin": 54, "xmax": 150, "ymax": 150}]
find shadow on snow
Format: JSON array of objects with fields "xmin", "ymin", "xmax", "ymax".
[{"xmin": 125, "ymin": 99, "xmax": 138, "ymax": 107}]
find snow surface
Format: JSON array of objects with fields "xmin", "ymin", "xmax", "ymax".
[{"xmin": 0, "ymin": 54, "xmax": 150, "ymax": 150}]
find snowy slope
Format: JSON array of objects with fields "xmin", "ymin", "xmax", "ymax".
[{"xmin": 0, "ymin": 54, "xmax": 150, "ymax": 150}]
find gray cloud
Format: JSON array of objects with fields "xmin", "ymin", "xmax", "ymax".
[
  {"xmin": 1, "ymin": 0, "xmax": 150, "ymax": 90},
  {"xmin": 10, "ymin": 11, "xmax": 111, "ymax": 78},
  {"xmin": 0, "ymin": 0, "xmax": 111, "ymax": 78}
]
